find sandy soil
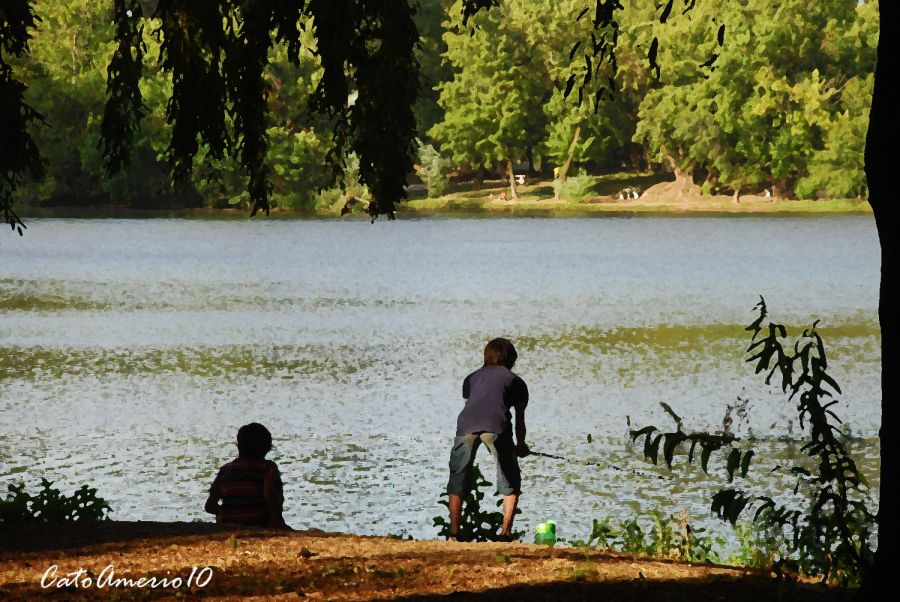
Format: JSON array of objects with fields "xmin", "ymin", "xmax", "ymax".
[{"xmin": 0, "ymin": 522, "xmax": 853, "ymax": 601}]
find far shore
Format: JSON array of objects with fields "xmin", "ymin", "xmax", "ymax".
[
  {"xmin": 402, "ymin": 172, "xmax": 872, "ymax": 216},
  {"xmin": 17, "ymin": 172, "xmax": 872, "ymax": 220},
  {"xmin": 0, "ymin": 521, "xmax": 851, "ymax": 601}
]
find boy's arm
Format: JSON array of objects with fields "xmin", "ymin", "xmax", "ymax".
[
  {"xmin": 515, "ymin": 406, "xmax": 530, "ymax": 457},
  {"xmin": 204, "ymin": 479, "xmax": 221, "ymax": 518},
  {"xmin": 263, "ymin": 465, "xmax": 289, "ymax": 529}
]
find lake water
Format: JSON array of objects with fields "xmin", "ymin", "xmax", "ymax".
[{"xmin": 0, "ymin": 216, "xmax": 881, "ymax": 547}]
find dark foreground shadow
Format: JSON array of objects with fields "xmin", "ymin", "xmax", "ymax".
[
  {"xmin": 0, "ymin": 521, "xmax": 303, "ymax": 553},
  {"xmin": 393, "ymin": 578, "xmax": 853, "ymax": 602}
]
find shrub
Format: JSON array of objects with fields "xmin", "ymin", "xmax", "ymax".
[
  {"xmin": 629, "ymin": 298, "xmax": 876, "ymax": 586},
  {"xmin": 416, "ymin": 142, "xmax": 452, "ymax": 198},
  {"xmin": 556, "ymin": 175, "xmax": 596, "ymax": 202},
  {"xmin": 0, "ymin": 479, "xmax": 111, "ymax": 524},
  {"xmin": 432, "ymin": 465, "xmax": 524, "ymax": 542},
  {"xmin": 572, "ymin": 511, "xmax": 723, "ymax": 564}
]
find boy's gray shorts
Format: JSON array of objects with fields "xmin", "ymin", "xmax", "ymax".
[{"xmin": 446, "ymin": 430, "xmax": 521, "ymax": 496}]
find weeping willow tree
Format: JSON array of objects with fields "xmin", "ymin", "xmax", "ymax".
[{"xmin": 2, "ymin": 0, "xmax": 420, "ymax": 224}]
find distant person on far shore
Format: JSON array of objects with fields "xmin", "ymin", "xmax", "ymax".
[
  {"xmin": 205, "ymin": 423, "xmax": 289, "ymax": 529},
  {"xmin": 446, "ymin": 337, "xmax": 530, "ymax": 541}
]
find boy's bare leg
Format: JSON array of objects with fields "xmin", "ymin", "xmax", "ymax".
[
  {"xmin": 500, "ymin": 494, "xmax": 519, "ymax": 536},
  {"xmin": 448, "ymin": 494, "xmax": 463, "ymax": 537}
]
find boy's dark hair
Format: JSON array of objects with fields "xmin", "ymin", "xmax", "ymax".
[
  {"xmin": 483, "ymin": 338, "xmax": 518, "ymax": 369},
  {"xmin": 236, "ymin": 423, "xmax": 273, "ymax": 459}
]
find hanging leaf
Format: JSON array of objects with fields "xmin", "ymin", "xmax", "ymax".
[
  {"xmin": 630, "ymin": 425, "xmax": 657, "ymax": 442},
  {"xmin": 662, "ymin": 431, "xmax": 687, "ymax": 468},
  {"xmin": 564, "ymin": 73, "xmax": 577, "ymax": 98},
  {"xmin": 700, "ymin": 444, "xmax": 714, "ymax": 473},
  {"xmin": 740, "ymin": 450, "xmax": 754, "ymax": 477},
  {"xmin": 568, "ymin": 41, "xmax": 582, "ymax": 62},
  {"xmin": 648, "ymin": 38, "xmax": 660, "ymax": 79},
  {"xmin": 725, "ymin": 448, "xmax": 740, "ymax": 482},
  {"xmin": 646, "ymin": 434, "xmax": 663, "ymax": 465},
  {"xmin": 659, "ymin": 0, "xmax": 674, "ymax": 23},
  {"xmin": 687, "ymin": 437, "xmax": 699, "ymax": 464}
]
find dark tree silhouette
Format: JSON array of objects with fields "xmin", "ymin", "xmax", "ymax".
[
  {"xmin": 0, "ymin": 0, "xmax": 892, "ymax": 593},
  {"xmin": 0, "ymin": 0, "xmax": 42, "ymax": 235},
  {"xmin": 861, "ymin": 2, "xmax": 892, "ymax": 595},
  {"xmin": 100, "ymin": 0, "xmax": 418, "ymax": 220}
]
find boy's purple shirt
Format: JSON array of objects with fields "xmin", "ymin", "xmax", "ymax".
[{"xmin": 455, "ymin": 365, "xmax": 528, "ymax": 436}]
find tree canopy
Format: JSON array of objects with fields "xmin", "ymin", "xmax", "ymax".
[
  {"xmin": 0, "ymin": 0, "xmax": 892, "ymax": 593},
  {"xmin": 1, "ymin": 1, "xmax": 879, "ymax": 225}
]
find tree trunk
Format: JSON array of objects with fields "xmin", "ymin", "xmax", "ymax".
[
  {"xmin": 861, "ymin": 1, "xmax": 892, "ymax": 595},
  {"xmin": 732, "ymin": 186, "xmax": 740, "ymax": 204},
  {"xmin": 665, "ymin": 154, "xmax": 694, "ymax": 199},
  {"xmin": 554, "ymin": 125, "xmax": 581, "ymax": 200},
  {"xmin": 506, "ymin": 159, "xmax": 519, "ymax": 201}
]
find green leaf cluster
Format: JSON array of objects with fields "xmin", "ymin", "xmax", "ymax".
[
  {"xmin": 629, "ymin": 298, "xmax": 876, "ymax": 586},
  {"xmin": 430, "ymin": 0, "xmax": 549, "ymax": 172},
  {"xmin": 634, "ymin": 0, "xmax": 877, "ymax": 199},
  {"xmin": 416, "ymin": 140, "xmax": 453, "ymax": 198},
  {"xmin": 0, "ymin": 478, "xmax": 112, "ymax": 524},
  {"xmin": 571, "ymin": 511, "xmax": 725, "ymax": 564},
  {"xmin": 432, "ymin": 465, "xmax": 524, "ymax": 542}
]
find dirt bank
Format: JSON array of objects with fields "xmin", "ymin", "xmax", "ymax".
[{"xmin": 0, "ymin": 522, "xmax": 852, "ymax": 601}]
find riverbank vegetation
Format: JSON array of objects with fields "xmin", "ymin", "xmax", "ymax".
[
  {"xmin": 628, "ymin": 299, "xmax": 876, "ymax": 587},
  {"xmin": 6, "ymin": 0, "xmax": 877, "ymax": 216}
]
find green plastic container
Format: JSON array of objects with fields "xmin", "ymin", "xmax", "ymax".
[{"xmin": 534, "ymin": 520, "xmax": 557, "ymax": 546}]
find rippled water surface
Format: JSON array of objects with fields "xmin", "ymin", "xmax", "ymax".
[{"xmin": 0, "ymin": 217, "xmax": 881, "ymax": 543}]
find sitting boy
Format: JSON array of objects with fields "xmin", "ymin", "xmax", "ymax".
[
  {"xmin": 446, "ymin": 338, "xmax": 530, "ymax": 541},
  {"xmin": 205, "ymin": 423, "xmax": 289, "ymax": 529}
]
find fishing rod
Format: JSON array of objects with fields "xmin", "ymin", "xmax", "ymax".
[{"xmin": 527, "ymin": 450, "xmax": 672, "ymax": 480}]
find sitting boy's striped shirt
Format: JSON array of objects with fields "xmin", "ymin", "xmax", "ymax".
[{"xmin": 210, "ymin": 459, "xmax": 282, "ymax": 526}]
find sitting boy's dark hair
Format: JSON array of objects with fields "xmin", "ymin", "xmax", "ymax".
[
  {"xmin": 483, "ymin": 338, "xmax": 518, "ymax": 369},
  {"xmin": 237, "ymin": 423, "xmax": 273, "ymax": 459}
]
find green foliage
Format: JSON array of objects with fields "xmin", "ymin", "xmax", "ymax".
[
  {"xmin": 13, "ymin": 1, "xmax": 175, "ymax": 209},
  {"xmin": 430, "ymin": 0, "xmax": 548, "ymax": 173},
  {"xmin": 416, "ymin": 141, "xmax": 452, "ymax": 198},
  {"xmin": 556, "ymin": 175, "xmax": 596, "ymax": 202},
  {"xmin": 432, "ymin": 465, "xmax": 524, "ymax": 543},
  {"xmin": 412, "ymin": 0, "xmax": 452, "ymax": 143},
  {"xmin": 629, "ymin": 298, "xmax": 876, "ymax": 586},
  {"xmin": 634, "ymin": 0, "xmax": 877, "ymax": 199},
  {"xmin": 571, "ymin": 511, "xmax": 724, "ymax": 564},
  {"xmin": 0, "ymin": 478, "xmax": 111, "ymax": 524},
  {"xmin": 742, "ymin": 299, "xmax": 876, "ymax": 586},
  {"xmin": 90, "ymin": 0, "xmax": 421, "ymax": 219},
  {"xmin": 518, "ymin": 1, "xmax": 646, "ymax": 174},
  {"xmin": 2, "ymin": 0, "xmax": 877, "ymax": 223},
  {"xmin": 795, "ymin": 74, "xmax": 872, "ymax": 199},
  {"xmin": 727, "ymin": 520, "xmax": 785, "ymax": 571}
]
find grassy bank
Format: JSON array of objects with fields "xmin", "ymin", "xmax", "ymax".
[
  {"xmin": 0, "ymin": 522, "xmax": 852, "ymax": 601},
  {"xmin": 16, "ymin": 172, "xmax": 872, "ymax": 220},
  {"xmin": 402, "ymin": 173, "xmax": 872, "ymax": 216}
]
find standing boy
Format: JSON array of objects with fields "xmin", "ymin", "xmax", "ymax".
[
  {"xmin": 446, "ymin": 338, "xmax": 530, "ymax": 541},
  {"xmin": 205, "ymin": 422, "xmax": 289, "ymax": 529}
]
